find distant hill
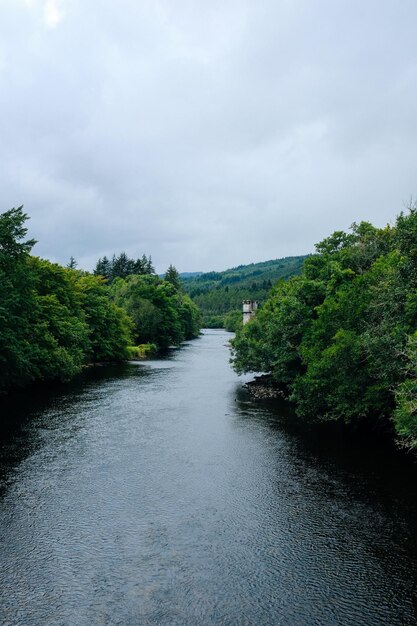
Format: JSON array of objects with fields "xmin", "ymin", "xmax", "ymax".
[
  {"xmin": 181, "ymin": 255, "xmax": 307, "ymax": 328},
  {"xmin": 179, "ymin": 272, "xmax": 203, "ymax": 279}
]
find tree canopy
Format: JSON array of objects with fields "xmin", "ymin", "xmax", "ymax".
[
  {"xmin": 231, "ymin": 205, "xmax": 417, "ymax": 449},
  {"xmin": 94, "ymin": 252, "xmax": 154, "ymax": 282},
  {"xmin": 0, "ymin": 207, "xmax": 201, "ymax": 394},
  {"xmin": 109, "ymin": 273, "xmax": 200, "ymax": 349}
]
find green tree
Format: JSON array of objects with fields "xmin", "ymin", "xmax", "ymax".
[
  {"xmin": 0, "ymin": 207, "xmax": 37, "ymax": 391},
  {"xmin": 224, "ymin": 310, "xmax": 242, "ymax": 332},
  {"xmin": 110, "ymin": 274, "xmax": 200, "ymax": 349},
  {"xmin": 394, "ymin": 333, "xmax": 417, "ymax": 448},
  {"xmin": 94, "ymin": 256, "xmax": 111, "ymax": 279},
  {"xmin": 74, "ymin": 273, "xmax": 132, "ymax": 363},
  {"xmin": 0, "ymin": 206, "xmax": 36, "ymax": 264},
  {"xmin": 164, "ymin": 264, "xmax": 181, "ymax": 290},
  {"xmin": 231, "ymin": 215, "xmax": 416, "ymax": 441},
  {"xmin": 0, "ymin": 207, "xmax": 137, "ymax": 393},
  {"xmin": 28, "ymin": 257, "xmax": 90, "ymax": 382}
]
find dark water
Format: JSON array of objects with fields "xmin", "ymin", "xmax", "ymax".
[{"xmin": 1, "ymin": 330, "xmax": 417, "ymax": 626}]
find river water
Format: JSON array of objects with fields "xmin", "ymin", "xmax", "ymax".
[{"xmin": 1, "ymin": 330, "xmax": 417, "ymax": 625}]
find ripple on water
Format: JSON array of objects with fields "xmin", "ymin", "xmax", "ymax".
[{"xmin": 1, "ymin": 331, "xmax": 417, "ymax": 625}]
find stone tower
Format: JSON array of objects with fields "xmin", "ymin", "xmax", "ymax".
[{"xmin": 242, "ymin": 300, "xmax": 258, "ymax": 325}]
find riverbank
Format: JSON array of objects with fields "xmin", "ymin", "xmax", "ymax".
[
  {"xmin": 244, "ymin": 374, "xmax": 286, "ymax": 399},
  {"xmin": 126, "ymin": 343, "xmax": 158, "ymax": 360},
  {"xmin": 242, "ymin": 372, "xmax": 411, "ymax": 456}
]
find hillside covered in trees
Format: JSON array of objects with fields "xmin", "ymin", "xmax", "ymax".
[
  {"xmin": 231, "ymin": 206, "xmax": 417, "ymax": 450},
  {"xmin": 181, "ymin": 256, "xmax": 306, "ymax": 329},
  {"xmin": 0, "ymin": 207, "xmax": 200, "ymax": 394}
]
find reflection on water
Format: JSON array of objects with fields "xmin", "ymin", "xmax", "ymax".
[{"xmin": 1, "ymin": 330, "xmax": 417, "ymax": 625}]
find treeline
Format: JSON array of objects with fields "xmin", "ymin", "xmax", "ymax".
[
  {"xmin": 232, "ymin": 207, "xmax": 417, "ymax": 449},
  {"xmin": 108, "ymin": 268, "xmax": 200, "ymax": 350},
  {"xmin": 0, "ymin": 208, "xmax": 200, "ymax": 394},
  {"xmin": 93, "ymin": 255, "xmax": 201, "ymax": 347},
  {"xmin": 182, "ymin": 256, "xmax": 306, "ymax": 328},
  {"xmin": 94, "ymin": 252, "xmax": 154, "ymax": 282}
]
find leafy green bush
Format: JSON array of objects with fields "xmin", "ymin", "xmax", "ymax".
[{"xmin": 127, "ymin": 344, "xmax": 158, "ymax": 359}]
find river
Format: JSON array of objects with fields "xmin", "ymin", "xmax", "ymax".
[{"xmin": 1, "ymin": 330, "xmax": 417, "ymax": 625}]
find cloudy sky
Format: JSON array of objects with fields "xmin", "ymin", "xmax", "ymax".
[{"xmin": 1, "ymin": 0, "xmax": 416, "ymax": 273}]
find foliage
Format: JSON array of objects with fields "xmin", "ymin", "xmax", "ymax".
[
  {"xmin": 182, "ymin": 256, "xmax": 306, "ymax": 327},
  {"xmin": 393, "ymin": 333, "xmax": 417, "ymax": 447},
  {"xmin": 203, "ymin": 315, "xmax": 227, "ymax": 329},
  {"xmin": 0, "ymin": 208, "xmax": 179, "ymax": 393},
  {"xmin": 0, "ymin": 206, "xmax": 36, "ymax": 264},
  {"xmin": 231, "ymin": 206, "xmax": 417, "ymax": 449},
  {"xmin": 126, "ymin": 344, "xmax": 158, "ymax": 359},
  {"xmin": 109, "ymin": 273, "xmax": 200, "ymax": 349},
  {"xmin": 28, "ymin": 257, "xmax": 90, "ymax": 382},
  {"xmin": 0, "ymin": 207, "xmax": 201, "ymax": 393},
  {"xmin": 94, "ymin": 252, "xmax": 154, "ymax": 282},
  {"xmin": 0, "ymin": 207, "xmax": 38, "ymax": 390},
  {"xmin": 164, "ymin": 264, "xmax": 181, "ymax": 290},
  {"xmin": 73, "ymin": 273, "xmax": 132, "ymax": 363},
  {"xmin": 0, "ymin": 208, "xmax": 201, "ymax": 393},
  {"xmin": 224, "ymin": 310, "xmax": 242, "ymax": 332}
]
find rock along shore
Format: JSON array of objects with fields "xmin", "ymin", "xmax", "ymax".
[{"xmin": 244, "ymin": 375, "xmax": 286, "ymax": 400}]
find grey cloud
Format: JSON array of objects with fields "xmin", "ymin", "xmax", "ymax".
[{"xmin": 0, "ymin": 0, "xmax": 416, "ymax": 272}]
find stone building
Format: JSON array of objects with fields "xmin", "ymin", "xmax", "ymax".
[{"xmin": 242, "ymin": 300, "xmax": 258, "ymax": 325}]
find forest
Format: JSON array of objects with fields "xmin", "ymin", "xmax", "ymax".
[
  {"xmin": 231, "ymin": 206, "xmax": 417, "ymax": 449},
  {"xmin": 181, "ymin": 256, "xmax": 306, "ymax": 329},
  {"xmin": 0, "ymin": 207, "xmax": 200, "ymax": 394}
]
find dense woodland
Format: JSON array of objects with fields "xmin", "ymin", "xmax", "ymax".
[
  {"xmin": 7, "ymin": 202, "xmax": 417, "ymax": 450},
  {"xmin": 181, "ymin": 256, "xmax": 306, "ymax": 329},
  {"xmin": 232, "ymin": 206, "xmax": 417, "ymax": 449},
  {"xmin": 0, "ymin": 207, "xmax": 200, "ymax": 394},
  {"xmin": 108, "ymin": 268, "xmax": 200, "ymax": 351}
]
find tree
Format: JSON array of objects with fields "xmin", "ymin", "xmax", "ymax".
[
  {"xmin": 74, "ymin": 273, "xmax": 132, "ymax": 363},
  {"xmin": 0, "ymin": 207, "xmax": 138, "ymax": 392},
  {"xmin": 94, "ymin": 252, "xmax": 155, "ymax": 283},
  {"xmin": 94, "ymin": 256, "xmax": 111, "ymax": 279},
  {"xmin": 0, "ymin": 207, "xmax": 37, "ymax": 391},
  {"xmin": 224, "ymin": 310, "xmax": 242, "ymax": 332},
  {"xmin": 164, "ymin": 264, "xmax": 181, "ymax": 290},
  {"xmin": 0, "ymin": 206, "xmax": 36, "ymax": 265},
  {"xmin": 231, "ymin": 216, "xmax": 411, "ymax": 435},
  {"xmin": 28, "ymin": 257, "xmax": 90, "ymax": 382},
  {"xmin": 109, "ymin": 274, "xmax": 200, "ymax": 349},
  {"xmin": 112, "ymin": 252, "xmax": 133, "ymax": 279}
]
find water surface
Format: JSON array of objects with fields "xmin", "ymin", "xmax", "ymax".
[{"xmin": 1, "ymin": 330, "xmax": 417, "ymax": 625}]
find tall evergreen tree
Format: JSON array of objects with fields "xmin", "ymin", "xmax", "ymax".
[
  {"xmin": 94, "ymin": 256, "xmax": 111, "ymax": 279},
  {"xmin": 164, "ymin": 264, "xmax": 181, "ymax": 290}
]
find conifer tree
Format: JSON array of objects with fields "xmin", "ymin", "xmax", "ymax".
[{"xmin": 164, "ymin": 264, "xmax": 181, "ymax": 290}]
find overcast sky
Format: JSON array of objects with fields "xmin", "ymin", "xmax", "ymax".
[{"xmin": 1, "ymin": 0, "xmax": 416, "ymax": 273}]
